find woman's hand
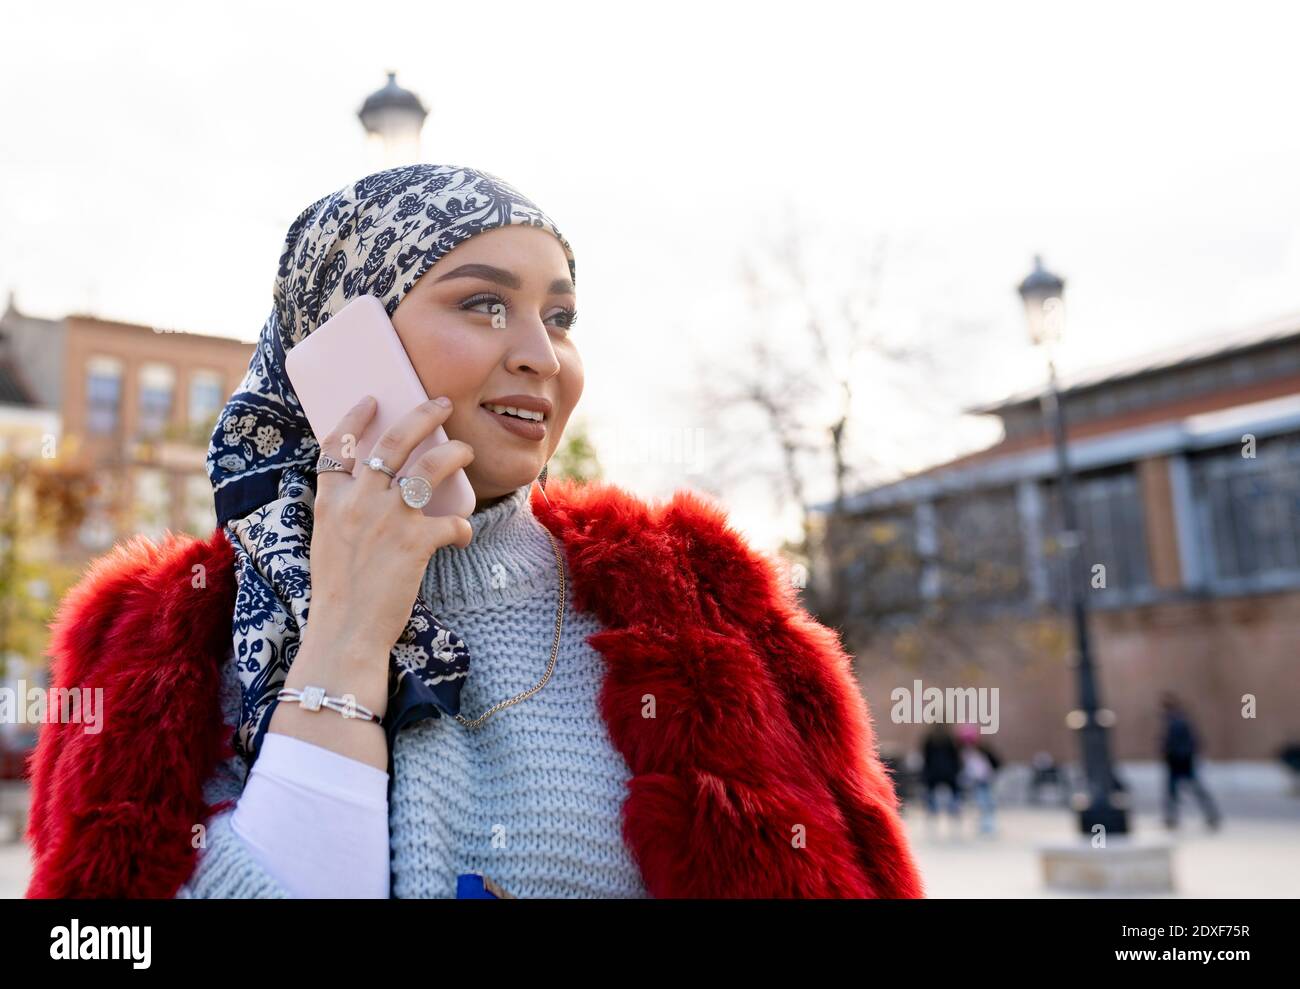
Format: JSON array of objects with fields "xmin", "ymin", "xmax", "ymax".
[{"xmin": 283, "ymin": 394, "xmax": 475, "ymax": 727}]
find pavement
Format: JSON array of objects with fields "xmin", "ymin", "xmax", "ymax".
[
  {"xmin": 0, "ymin": 842, "xmax": 26, "ymax": 899},
  {"xmin": 901, "ymin": 801, "xmax": 1300, "ymax": 898}
]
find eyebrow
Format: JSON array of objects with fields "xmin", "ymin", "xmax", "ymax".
[{"xmin": 431, "ymin": 263, "xmax": 574, "ymax": 296}]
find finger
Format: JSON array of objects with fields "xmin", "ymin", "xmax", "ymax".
[
  {"xmin": 319, "ymin": 395, "xmax": 377, "ymax": 481},
  {"xmin": 356, "ymin": 397, "xmax": 453, "ymax": 493},
  {"xmin": 405, "ymin": 436, "xmax": 475, "ymax": 491},
  {"xmin": 418, "ymin": 512, "xmax": 474, "ymax": 552}
]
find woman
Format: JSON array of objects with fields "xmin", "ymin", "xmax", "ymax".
[
  {"xmin": 955, "ymin": 724, "xmax": 1001, "ymax": 837},
  {"xmin": 921, "ymin": 723, "xmax": 963, "ymax": 832},
  {"xmin": 24, "ymin": 163, "xmax": 924, "ymax": 899}
]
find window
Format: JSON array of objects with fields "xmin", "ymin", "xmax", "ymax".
[
  {"xmin": 86, "ymin": 356, "xmax": 123, "ymax": 435},
  {"xmin": 138, "ymin": 363, "xmax": 176, "ymax": 439},
  {"xmin": 856, "ymin": 509, "xmax": 924, "ymax": 616},
  {"xmin": 78, "ymin": 510, "xmax": 115, "ymax": 551},
  {"xmin": 1041, "ymin": 467, "xmax": 1152, "ymax": 604},
  {"xmin": 933, "ymin": 487, "xmax": 1028, "ymax": 609},
  {"xmin": 184, "ymin": 473, "xmax": 216, "ymax": 535},
  {"xmin": 823, "ymin": 509, "xmax": 924, "ymax": 622},
  {"xmin": 134, "ymin": 468, "xmax": 170, "ymax": 540},
  {"xmin": 1190, "ymin": 433, "xmax": 1300, "ymax": 585},
  {"xmin": 188, "ymin": 370, "xmax": 224, "ymax": 434},
  {"xmin": 78, "ymin": 477, "xmax": 117, "ymax": 550}
]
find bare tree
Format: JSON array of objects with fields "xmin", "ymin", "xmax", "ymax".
[{"xmin": 685, "ymin": 212, "xmax": 941, "ymax": 630}]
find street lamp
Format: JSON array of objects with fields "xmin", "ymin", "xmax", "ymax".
[
  {"xmin": 357, "ymin": 71, "xmax": 429, "ymax": 168},
  {"xmin": 1017, "ymin": 255, "xmax": 1130, "ymax": 837}
]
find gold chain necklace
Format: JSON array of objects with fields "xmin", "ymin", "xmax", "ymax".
[{"xmin": 452, "ymin": 478, "xmax": 565, "ymax": 730}]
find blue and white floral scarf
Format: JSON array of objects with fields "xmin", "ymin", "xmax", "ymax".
[{"xmin": 205, "ymin": 163, "xmax": 576, "ymax": 770}]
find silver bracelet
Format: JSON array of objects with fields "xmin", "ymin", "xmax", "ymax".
[{"xmin": 277, "ymin": 685, "xmax": 382, "ymax": 724}]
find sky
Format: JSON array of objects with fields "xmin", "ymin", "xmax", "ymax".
[{"xmin": 2, "ymin": 1, "xmax": 1297, "ymax": 548}]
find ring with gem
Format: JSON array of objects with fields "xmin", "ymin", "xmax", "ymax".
[
  {"xmin": 397, "ymin": 475, "xmax": 434, "ymax": 509},
  {"xmin": 362, "ymin": 455, "xmax": 396, "ymax": 478}
]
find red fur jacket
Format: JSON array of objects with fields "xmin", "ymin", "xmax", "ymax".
[{"xmin": 24, "ymin": 478, "xmax": 924, "ymax": 899}]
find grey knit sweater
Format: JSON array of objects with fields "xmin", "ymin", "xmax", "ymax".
[{"xmin": 177, "ymin": 481, "xmax": 649, "ymax": 898}]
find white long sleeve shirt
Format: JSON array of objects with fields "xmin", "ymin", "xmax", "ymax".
[{"xmin": 229, "ymin": 729, "xmax": 390, "ymax": 898}]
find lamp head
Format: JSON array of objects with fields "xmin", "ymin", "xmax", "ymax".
[{"xmin": 1017, "ymin": 254, "xmax": 1066, "ymax": 346}]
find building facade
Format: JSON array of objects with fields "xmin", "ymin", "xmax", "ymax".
[
  {"xmin": 0, "ymin": 294, "xmax": 253, "ymax": 555},
  {"xmin": 812, "ymin": 313, "xmax": 1300, "ymax": 762}
]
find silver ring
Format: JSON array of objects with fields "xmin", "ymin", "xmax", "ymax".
[
  {"xmin": 315, "ymin": 452, "xmax": 351, "ymax": 474},
  {"xmin": 362, "ymin": 455, "xmax": 396, "ymax": 478},
  {"xmin": 397, "ymin": 475, "xmax": 434, "ymax": 509}
]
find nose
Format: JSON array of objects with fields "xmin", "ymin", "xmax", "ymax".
[{"xmin": 506, "ymin": 316, "xmax": 562, "ymax": 378}]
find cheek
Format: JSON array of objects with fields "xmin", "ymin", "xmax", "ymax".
[
  {"xmin": 405, "ymin": 326, "xmax": 495, "ymax": 400},
  {"xmin": 561, "ymin": 348, "xmax": 584, "ymax": 403},
  {"xmin": 548, "ymin": 351, "xmax": 584, "ymax": 435}
]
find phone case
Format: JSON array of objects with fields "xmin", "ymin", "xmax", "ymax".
[{"xmin": 284, "ymin": 294, "xmax": 476, "ymax": 520}]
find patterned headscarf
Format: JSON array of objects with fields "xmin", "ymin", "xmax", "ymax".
[{"xmin": 205, "ymin": 163, "xmax": 576, "ymax": 770}]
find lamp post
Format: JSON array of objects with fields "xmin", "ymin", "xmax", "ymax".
[
  {"xmin": 357, "ymin": 71, "xmax": 429, "ymax": 168},
  {"xmin": 1017, "ymin": 255, "xmax": 1130, "ymax": 837}
]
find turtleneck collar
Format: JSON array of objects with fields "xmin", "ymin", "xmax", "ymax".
[{"xmin": 419, "ymin": 480, "xmax": 561, "ymax": 613}]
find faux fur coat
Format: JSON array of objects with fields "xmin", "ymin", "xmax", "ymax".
[{"xmin": 23, "ymin": 478, "xmax": 925, "ymax": 899}]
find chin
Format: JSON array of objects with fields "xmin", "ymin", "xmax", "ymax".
[{"xmin": 468, "ymin": 461, "xmax": 541, "ymax": 498}]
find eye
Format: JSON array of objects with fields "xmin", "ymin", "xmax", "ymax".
[
  {"xmin": 459, "ymin": 293, "xmax": 578, "ymax": 333},
  {"xmin": 547, "ymin": 307, "xmax": 579, "ymax": 332},
  {"xmin": 459, "ymin": 292, "xmax": 510, "ymax": 318}
]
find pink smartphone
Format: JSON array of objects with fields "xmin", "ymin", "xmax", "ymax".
[{"xmin": 284, "ymin": 294, "xmax": 476, "ymax": 520}]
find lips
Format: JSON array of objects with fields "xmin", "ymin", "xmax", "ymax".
[
  {"xmin": 479, "ymin": 403, "xmax": 547, "ymax": 441},
  {"xmin": 479, "ymin": 394, "xmax": 552, "ymax": 419}
]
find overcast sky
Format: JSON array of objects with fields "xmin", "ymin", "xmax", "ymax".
[{"xmin": 3, "ymin": 1, "xmax": 1297, "ymax": 547}]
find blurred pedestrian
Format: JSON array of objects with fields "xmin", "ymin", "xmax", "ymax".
[
  {"xmin": 956, "ymin": 724, "xmax": 1001, "ymax": 836},
  {"xmin": 1028, "ymin": 750, "xmax": 1065, "ymax": 805},
  {"xmin": 1159, "ymin": 693, "xmax": 1222, "ymax": 831},
  {"xmin": 921, "ymin": 724, "xmax": 963, "ymax": 834}
]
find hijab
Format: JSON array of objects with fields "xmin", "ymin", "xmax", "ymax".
[{"xmin": 204, "ymin": 163, "xmax": 576, "ymax": 771}]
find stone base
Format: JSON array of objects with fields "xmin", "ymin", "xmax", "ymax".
[{"xmin": 1038, "ymin": 835, "xmax": 1176, "ymax": 893}]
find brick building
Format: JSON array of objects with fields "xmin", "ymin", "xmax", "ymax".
[
  {"xmin": 0, "ymin": 293, "xmax": 254, "ymax": 555},
  {"xmin": 811, "ymin": 311, "xmax": 1300, "ymax": 763}
]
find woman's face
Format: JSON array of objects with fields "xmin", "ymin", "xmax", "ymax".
[{"xmin": 390, "ymin": 224, "xmax": 583, "ymax": 509}]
